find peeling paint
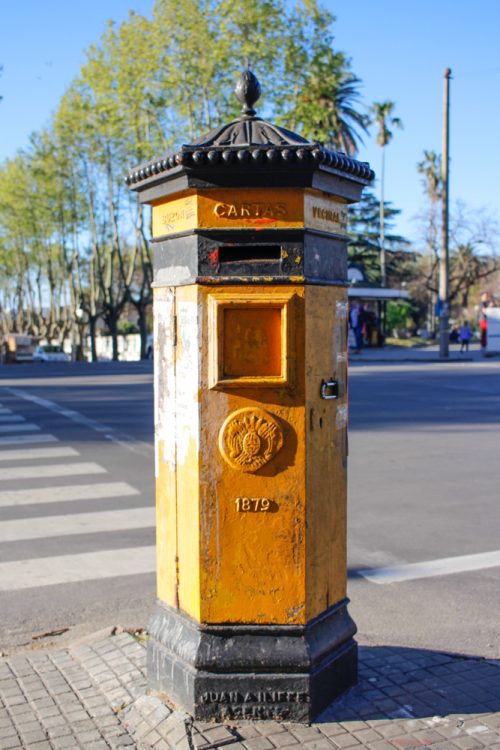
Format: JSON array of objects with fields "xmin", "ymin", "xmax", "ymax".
[
  {"xmin": 285, "ymin": 603, "xmax": 305, "ymax": 622},
  {"xmin": 155, "ymin": 265, "xmax": 192, "ymax": 286},
  {"xmin": 336, "ymin": 404, "xmax": 348, "ymax": 429},
  {"xmin": 175, "ymin": 299, "xmax": 200, "ymax": 465},
  {"xmin": 154, "ymin": 284, "xmax": 348, "ymax": 626},
  {"xmin": 155, "ymin": 288, "xmax": 176, "ymax": 471}
]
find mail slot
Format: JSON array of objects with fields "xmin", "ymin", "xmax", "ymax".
[
  {"xmin": 152, "ymin": 231, "xmax": 348, "ymax": 284},
  {"xmin": 218, "ymin": 244, "xmax": 282, "ymax": 263},
  {"xmin": 127, "ymin": 69, "xmax": 373, "ymax": 722}
]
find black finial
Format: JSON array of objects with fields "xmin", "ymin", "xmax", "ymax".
[{"xmin": 235, "ymin": 69, "xmax": 261, "ymax": 117}]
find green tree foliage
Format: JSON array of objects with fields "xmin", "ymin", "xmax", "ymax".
[
  {"xmin": 0, "ymin": 135, "xmax": 84, "ymax": 340},
  {"xmin": 414, "ymin": 150, "xmax": 442, "ymax": 331},
  {"xmin": 279, "ymin": 3, "xmax": 368, "ymax": 153},
  {"xmin": 0, "ymin": 1, "xmax": 371, "ymax": 357},
  {"xmin": 386, "ymin": 301, "xmax": 412, "ymax": 333},
  {"xmin": 417, "ymin": 150, "xmax": 441, "ymax": 259},
  {"xmin": 370, "ymin": 101, "xmax": 402, "ymax": 149},
  {"xmin": 415, "ymin": 151, "xmax": 500, "ymax": 324},
  {"xmin": 370, "ymin": 101, "xmax": 403, "ymax": 285},
  {"xmin": 348, "ymin": 191, "xmax": 412, "ymax": 283}
]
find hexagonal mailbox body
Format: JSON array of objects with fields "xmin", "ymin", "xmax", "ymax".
[{"xmin": 127, "ymin": 71, "xmax": 373, "ymax": 722}]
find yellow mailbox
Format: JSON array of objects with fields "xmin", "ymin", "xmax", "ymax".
[{"xmin": 127, "ymin": 70, "xmax": 373, "ymax": 722}]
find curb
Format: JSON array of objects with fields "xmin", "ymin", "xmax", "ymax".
[{"xmin": 349, "ymin": 357, "xmax": 474, "ymax": 364}]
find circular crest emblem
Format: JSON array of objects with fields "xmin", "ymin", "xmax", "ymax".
[{"xmin": 218, "ymin": 408, "xmax": 283, "ymax": 473}]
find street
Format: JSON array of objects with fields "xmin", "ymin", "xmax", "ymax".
[
  {"xmin": 0, "ymin": 362, "xmax": 155, "ymax": 652},
  {"xmin": 348, "ymin": 359, "xmax": 500, "ymax": 659},
  {"xmin": 0, "ymin": 359, "xmax": 499, "ymax": 658}
]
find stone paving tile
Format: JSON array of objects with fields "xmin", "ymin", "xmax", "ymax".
[
  {"xmin": 452, "ymin": 737, "xmax": 487, "ymax": 750},
  {"xmin": 296, "ymin": 740, "xmax": 335, "ymax": 750},
  {"xmin": 19, "ymin": 729, "xmax": 50, "ymax": 745},
  {"xmin": 320, "ymin": 724, "xmax": 355, "ymax": 739},
  {"xmin": 47, "ymin": 723, "xmax": 73, "ymax": 738},
  {"xmin": 330, "ymin": 733, "xmax": 362, "ymax": 747},
  {"xmin": 236, "ymin": 722, "xmax": 263, "ymax": 740},
  {"xmin": 287, "ymin": 724, "xmax": 325, "ymax": 743},
  {"xmin": 0, "ymin": 724, "xmax": 20, "ymax": 741},
  {"xmin": 366, "ymin": 741, "xmax": 399, "ymax": 750},
  {"xmin": 273, "ymin": 730, "xmax": 310, "ymax": 747},
  {"xmin": 243, "ymin": 737, "xmax": 276, "ymax": 750},
  {"xmin": 51, "ymin": 735, "xmax": 80, "ymax": 749},
  {"xmin": 484, "ymin": 717, "xmax": 500, "ymax": 730},
  {"xmin": 0, "ymin": 637, "xmax": 500, "ymax": 749},
  {"xmin": 0, "ymin": 637, "xmax": 144, "ymax": 750}
]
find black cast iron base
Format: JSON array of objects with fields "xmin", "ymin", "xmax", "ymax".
[{"xmin": 147, "ymin": 599, "xmax": 357, "ymax": 722}]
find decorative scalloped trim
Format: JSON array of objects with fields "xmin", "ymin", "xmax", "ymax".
[{"xmin": 126, "ymin": 144, "xmax": 374, "ymax": 186}]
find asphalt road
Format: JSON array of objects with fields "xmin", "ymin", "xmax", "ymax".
[
  {"xmin": 348, "ymin": 359, "xmax": 500, "ymax": 659},
  {"xmin": 0, "ymin": 362, "xmax": 155, "ymax": 652},
  {"xmin": 0, "ymin": 358, "xmax": 498, "ymax": 659}
]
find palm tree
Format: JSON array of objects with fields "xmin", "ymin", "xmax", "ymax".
[
  {"xmin": 417, "ymin": 150, "xmax": 441, "ymax": 207},
  {"xmin": 417, "ymin": 150, "xmax": 442, "ymax": 331},
  {"xmin": 287, "ymin": 50, "xmax": 370, "ymax": 156},
  {"xmin": 313, "ymin": 70, "xmax": 370, "ymax": 155},
  {"xmin": 370, "ymin": 101, "xmax": 403, "ymax": 286}
]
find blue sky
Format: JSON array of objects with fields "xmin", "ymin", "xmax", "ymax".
[{"xmin": 1, "ymin": 0, "xmax": 499, "ymax": 244}]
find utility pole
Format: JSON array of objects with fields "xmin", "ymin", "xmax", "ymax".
[{"xmin": 439, "ymin": 68, "xmax": 451, "ymax": 358}]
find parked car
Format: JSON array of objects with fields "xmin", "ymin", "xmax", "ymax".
[
  {"xmin": 33, "ymin": 345, "xmax": 71, "ymax": 363},
  {"xmin": 1, "ymin": 334, "xmax": 37, "ymax": 363}
]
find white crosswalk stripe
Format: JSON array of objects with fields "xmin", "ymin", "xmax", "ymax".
[
  {"xmin": 0, "ymin": 446, "xmax": 79, "ymax": 462},
  {"xmin": 0, "ymin": 433, "xmax": 58, "ymax": 446},
  {"xmin": 0, "ymin": 401, "xmax": 154, "ymax": 594},
  {"xmin": 0, "ymin": 423, "xmax": 41, "ymax": 433},
  {"xmin": 0, "ymin": 547, "xmax": 155, "ymax": 591},
  {"xmin": 0, "ymin": 482, "xmax": 140, "ymax": 507},
  {"xmin": 0, "ymin": 508, "xmax": 155, "ymax": 542},
  {"xmin": 356, "ymin": 550, "xmax": 500, "ymax": 584},
  {"xmin": 0, "ymin": 461, "xmax": 106, "ymax": 482}
]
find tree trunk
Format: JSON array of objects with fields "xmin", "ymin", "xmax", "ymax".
[
  {"xmin": 107, "ymin": 311, "xmax": 119, "ymax": 361},
  {"xmin": 88, "ymin": 316, "xmax": 98, "ymax": 362},
  {"xmin": 137, "ymin": 304, "xmax": 149, "ymax": 359},
  {"xmin": 75, "ymin": 322, "xmax": 86, "ymax": 362}
]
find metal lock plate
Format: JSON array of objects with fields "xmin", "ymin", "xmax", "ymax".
[{"xmin": 320, "ymin": 379, "xmax": 339, "ymax": 400}]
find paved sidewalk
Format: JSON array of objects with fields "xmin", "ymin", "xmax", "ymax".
[
  {"xmin": 348, "ymin": 343, "xmax": 487, "ymax": 364},
  {"xmin": 1, "ymin": 632, "xmax": 499, "ymax": 750}
]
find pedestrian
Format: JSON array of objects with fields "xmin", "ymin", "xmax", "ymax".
[
  {"xmin": 479, "ymin": 316, "xmax": 488, "ymax": 349},
  {"xmin": 459, "ymin": 320, "xmax": 472, "ymax": 353},
  {"xmin": 349, "ymin": 303, "xmax": 365, "ymax": 353}
]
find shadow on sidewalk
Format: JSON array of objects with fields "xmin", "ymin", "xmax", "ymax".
[{"xmin": 317, "ymin": 644, "xmax": 500, "ymax": 722}]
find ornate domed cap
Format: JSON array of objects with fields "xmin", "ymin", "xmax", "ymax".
[
  {"xmin": 126, "ymin": 70, "xmax": 374, "ymax": 187},
  {"xmin": 234, "ymin": 69, "xmax": 261, "ymax": 117},
  {"xmin": 179, "ymin": 69, "xmax": 311, "ymax": 150}
]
